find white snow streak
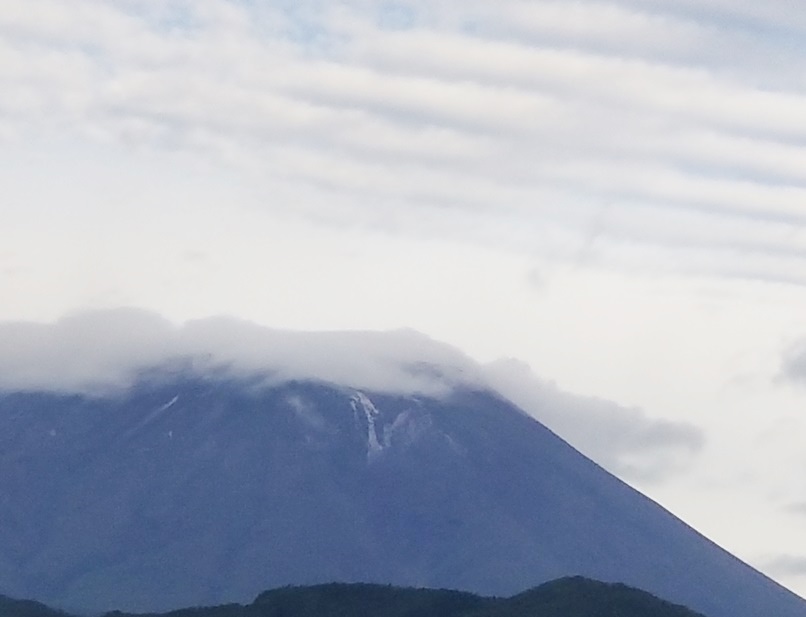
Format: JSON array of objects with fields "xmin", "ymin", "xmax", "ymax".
[{"xmin": 351, "ymin": 391, "xmax": 384, "ymax": 458}]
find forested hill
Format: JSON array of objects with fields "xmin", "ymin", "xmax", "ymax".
[
  {"xmin": 487, "ymin": 577, "xmax": 709, "ymax": 617},
  {"xmin": 3, "ymin": 577, "xmax": 708, "ymax": 617},
  {"xmin": 0, "ymin": 594, "xmax": 71, "ymax": 617}
]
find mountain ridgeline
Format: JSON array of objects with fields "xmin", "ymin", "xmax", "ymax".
[
  {"xmin": 0, "ymin": 595, "xmax": 70, "ymax": 617},
  {"xmin": 0, "ymin": 370, "xmax": 804, "ymax": 616},
  {"xmin": 1, "ymin": 578, "xmax": 708, "ymax": 617}
]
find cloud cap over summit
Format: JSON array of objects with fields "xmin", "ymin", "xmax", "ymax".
[
  {"xmin": 0, "ymin": 308, "xmax": 480, "ymax": 396},
  {"xmin": 0, "ymin": 308, "xmax": 702, "ymax": 483}
]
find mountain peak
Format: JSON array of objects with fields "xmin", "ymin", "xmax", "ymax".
[{"xmin": 0, "ymin": 376, "xmax": 803, "ymax": 616}]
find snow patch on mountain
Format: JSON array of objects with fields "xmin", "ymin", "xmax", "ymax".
[
  {"xmin": 351, "ymin": 392, "xmax": 384, "ymax": 458},
  {"xmin": 126, "ymin": 393, "xmax": 180, "ymax": 438},
  {"xmin": 158, "ymin": 395, "xmax": 179, "ymax": 412},
  {"xmin": 286, "ymin": 393, "xmax": 328, "ymax": 432}
]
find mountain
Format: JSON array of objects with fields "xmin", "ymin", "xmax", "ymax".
[
  {"xmin": 0, "ymin": 369, "xmax": 804, "ymax": 616},
  {"xmin": 0, "ymin": 578, "xmax": 708, "ymax": 617},
  {"xmin": 491, "ymin": 576, "xmax": 706, "ymax": 617},
  {"xmin": 246, "ymin": 578, "xmax": 707, "ymax": 617},
  {"xmin": 0, "ymin": 594, "xmax": 69, "ymax": 617}
]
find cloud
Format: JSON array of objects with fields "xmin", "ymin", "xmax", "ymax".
[
  {"xmin": 778, "ymin": 340, "xmax": 806, "ymax": 385},
  {"xmin": 0, "ymin": 308, "xmax": 481, "ymax": 396},
  {"xmin": 784, "ymin": 502, "xmax": 806, "ymax": 516},
  {"xmin": 765, "ymin": 555, "xmax": 806, "ymax": 577},
  {"xmin": 2, "ymin": 0, "xmax": 806, "ymax": 287},
  {"xmin": 626, "ymin": 0, "xmax": 806, "ymax": 36},
  {"xmin": 482, "ymin": 358, "xmax": 705, "ymax": 482},
  {"xmin": 0, "ymin": 308, "xmax": 700, "ymax": 482},
  {"xmin": 0, "ymin": 308, "xmax": 177, "ymax": 394}
]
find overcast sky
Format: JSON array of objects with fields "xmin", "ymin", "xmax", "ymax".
[{"xmin": 3, "ymin": 0, "xmax": 806, "ymax": 598}]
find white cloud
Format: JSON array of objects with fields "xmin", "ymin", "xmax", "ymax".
[
  {"xmin": 765, "ymin": 555, "xmax": 806, "ymax": 577},
  {"xmin": 785, "ymin": 503, "xmax": 806, "ymax": 516},
  {"xmin": 484, "ymin": 358, "xmax": 704, "ymax": 482},
  {"xmin": 625, "ymin": 0, "xmax": 806, "ymax": 35},
  {"xmin": 2, "ymin": 0, "xmax": 806, "ymax": 310},
  {"xmin": 0, "ymin": 308, "xmax": 479, "ymax": 395},
  {"xmin": 0, "ymin": 308, "xmax": 703, "ymax": 484},
  {"xmin": 1, "ymin": 0, "xmax": 805, "ymax": 255},
  {"xmin": 779, "ymin": 339, "xmax": 806, "ymax": 385}
]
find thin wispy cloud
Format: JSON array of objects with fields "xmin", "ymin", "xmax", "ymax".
[
  {"xmin": 766, "ymin": 555, "xmax": 806, "ymax": 577},
  {"xmin": 2, "ymin": 0, "xmax": 806, "ymax": 285},
  {"xmin": 484, "ymin": 357, "xmax": 705, "ymax": 483},
  {"xmin": 785, "ymin": 502, "xmax": 806, "ymax": 516},
  {"xmin": 780, "ymin": 340, "xmax": 806, "ymax": 385}
]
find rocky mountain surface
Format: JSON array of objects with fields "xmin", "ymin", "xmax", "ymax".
[{"xmin": 0, "ymin": 371, "xmax": 803, "ymax": 616}]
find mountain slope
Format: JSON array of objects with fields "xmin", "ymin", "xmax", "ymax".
[{"xmin": 0, "ymin": 374, "xmax": 803, "ymax": 617}]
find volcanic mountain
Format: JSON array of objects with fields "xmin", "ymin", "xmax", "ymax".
[{"xmin": 0, "ymin": 312, "xmax": 803, "ymax": 616}]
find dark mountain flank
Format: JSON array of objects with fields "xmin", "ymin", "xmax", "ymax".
[{"xmin": 0, "ymin": 374, "xmax": 803, "ymax": 616}]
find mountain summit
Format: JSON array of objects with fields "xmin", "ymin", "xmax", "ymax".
[{"xmin": 0, "ymin": 316, "xmax": 803, "ymax": 615}]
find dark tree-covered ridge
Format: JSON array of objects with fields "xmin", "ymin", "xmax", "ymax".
[
  {"xmin": 0, "ymin": 594, "xmax": 71, "ymax": 617},
  {"xmin": 4, "ymin": 577, "xmax": 708, "ymax": 617}
]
